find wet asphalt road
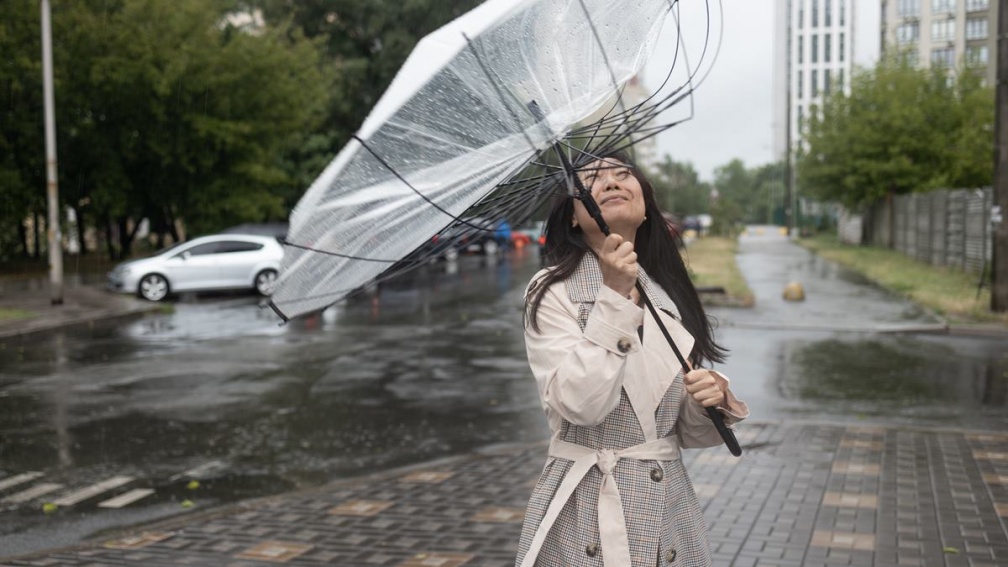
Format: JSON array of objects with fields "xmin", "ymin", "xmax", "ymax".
[{"xmin": 1, "ymin": 229, "xmax": 1007, "ymax": 556}]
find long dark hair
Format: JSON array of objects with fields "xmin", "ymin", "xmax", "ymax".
[{"xmin": 524, "ymin": 153, "xmax": 726, "ymax": 367}]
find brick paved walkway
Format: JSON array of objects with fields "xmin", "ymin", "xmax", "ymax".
[{"xmin": 3, "ymin": 422, "xmax": 1008, "ymax": 567}]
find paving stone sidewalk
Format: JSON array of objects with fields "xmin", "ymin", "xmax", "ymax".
[
  {"xmin": 3, "ymin": 421, "xmax": 1007, "ymax": 567},
  {"xmin": 0, "ymin": 284, "xmax": 158, "ymax": 340}
]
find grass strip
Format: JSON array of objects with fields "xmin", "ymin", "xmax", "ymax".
[
  {"xmin": 0, "ymin": 308, "xmax": 36, "ymax": 322},
  {"xmin": 684, "ymin": 236, "xmax": 754, "ymax": 307},
  {"xmin": 798, "ymin": 234, "xmax": 1007, "ymax": 325}
]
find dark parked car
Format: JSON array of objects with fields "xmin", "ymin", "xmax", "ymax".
[{"xmin": 414, "ymin": 216, "xmax": 500, "ymax": 261}]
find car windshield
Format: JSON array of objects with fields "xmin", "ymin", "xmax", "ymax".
[{"xmin": 156, "ymin": 241, "xmax": 190, "ymax": 256}]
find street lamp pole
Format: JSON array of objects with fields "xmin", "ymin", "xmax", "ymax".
[{"xmin": 41, "ymin": 0, "xmax": 62, "ymax": 305}]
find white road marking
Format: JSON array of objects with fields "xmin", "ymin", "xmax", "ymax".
[
  {"xmin": 2, "ymin": 483, "xmax": 64, "ymax": 504},
  {"xmin": 51, "ymin": 476, "xmax": 133, "ymax": 507},
  {"xmin": 0, "ymin": 472, "xmax": 44, "ymax": 492},
  {"xmin": 98, "ymin": 488, "xmax": 155, "ymax": 509}
]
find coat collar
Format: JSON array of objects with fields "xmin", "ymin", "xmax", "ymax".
[{"xmin": 566, "ymin": 252, "xmax": 682, "ymax": 324}]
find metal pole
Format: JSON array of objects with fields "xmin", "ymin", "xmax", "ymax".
[
  {"xmin": 992, "ymin": 0, "xmax": 1008, "ymax": 311},
  {"xmin": 41, "ymin": 0, "xmax": 63, "ymax": 305},
  {"xmin": 784, "ymin": 0, "xmax": 794, "ymax": 235}
]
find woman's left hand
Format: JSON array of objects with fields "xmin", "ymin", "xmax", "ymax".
[{"xmin": 683, "ymin": 369, "xmax": 725, "ymax": 408}]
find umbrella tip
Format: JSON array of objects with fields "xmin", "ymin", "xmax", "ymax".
[{"xmin": 265, "ymin": 300, "xmax": 290, "ymax": 324}]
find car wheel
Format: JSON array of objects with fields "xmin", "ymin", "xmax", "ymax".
[
  {"xmin": 255, "ymin": 269, "xmax": 278, "ymax": 296},
  {"xmin": 443, "ymin": 247, "xmax": 460, "ymax": 262},
  {"xmin": 138, "ymin": 274, "xmax": 169, "ymax": 302},
  {"xmin": 483, "ymin": 240, "xmax": 499, "ymax": 255}
]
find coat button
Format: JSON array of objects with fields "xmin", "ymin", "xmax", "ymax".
[
  {"xmin": 616, "ymin": 337, "xmax": 632, "ymax": 353},
  {"xmin": 585, "ymin": 543, "xmax": 599, "ymax": 557},
  {"xmin": 650, "ymin": 467, "xmax": 664, "ymax": 482},
  {"xmin": 665, "ymin": 548, "xmax": 677, "ymax": 563}
]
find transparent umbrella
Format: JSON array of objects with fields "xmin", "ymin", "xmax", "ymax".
[{"xmin": 267, "ymin": 0, "xmax": 717, "ymax": 319}]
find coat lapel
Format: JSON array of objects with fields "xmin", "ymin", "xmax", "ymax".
[{"xmin": 564, "ymin": 254, "xmax": 696, "ymax": 441}]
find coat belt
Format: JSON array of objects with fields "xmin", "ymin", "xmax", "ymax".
[{"xmin": 520, "ymin": 436, "xmax": 682, "ymax": 567}]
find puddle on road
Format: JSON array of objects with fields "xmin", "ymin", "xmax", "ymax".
[{"xmin": 775, "ymin": 333, "xmax": 1008, "ymax": 426}]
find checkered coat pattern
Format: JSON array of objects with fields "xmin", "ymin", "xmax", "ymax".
[{"xmin": 516, "ymin": 254, "xmax": 745, "ymax": 567}]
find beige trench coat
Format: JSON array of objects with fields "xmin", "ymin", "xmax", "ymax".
[{"xmin": 515, "ymin": 256, "xmax": 748, "ymax": 567}]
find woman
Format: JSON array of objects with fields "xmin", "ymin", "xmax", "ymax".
[{"xmin": 515, "ymin": 153, "xmax": 749, "ymax": 567}]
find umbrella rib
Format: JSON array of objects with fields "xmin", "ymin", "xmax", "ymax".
[
  {"xmin": 462, "ymin": 33, "xmax": 540, "ymax": 155},
  {"xmin": 574, "ymin": 0, "xmax": 627, "ymax": 141},
  {"xmin": 281, "ymin": 238, "xmax": 401, "ymax": 263},
  {"xmin": 571, "ymin": 0, "xmax": 714, "ymax": 162},
  {"xmin": 351, "ymin": 134, "xmax": 490, "ymax": 232}
]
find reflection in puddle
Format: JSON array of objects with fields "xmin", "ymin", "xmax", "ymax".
[{"xmin": 778, "ymin": 334, "xmax": 1007, "ymax": 419}]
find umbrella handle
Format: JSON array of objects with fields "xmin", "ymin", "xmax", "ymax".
[{"xmin": 636, "ymin": 282, "xmax": 743, "ymax": 458}]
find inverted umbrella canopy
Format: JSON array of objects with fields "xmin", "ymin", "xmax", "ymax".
[{"xmin": 269, "ymin": 0, "xmax": 675, "ymax": 320}]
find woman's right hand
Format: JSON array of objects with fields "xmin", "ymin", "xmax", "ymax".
[{"xmin": 599, "ymin": 234, "xmax": 638, "ymax": 298}]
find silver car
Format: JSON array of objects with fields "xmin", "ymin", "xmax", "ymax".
[{"xmin": 107, "ymin": 234, "xmax": 284, "ymax": 301}]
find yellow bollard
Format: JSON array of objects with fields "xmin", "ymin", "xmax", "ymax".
[{"xmin": 782, "ymin": 281, "xmax": 805, "ymax": 301}]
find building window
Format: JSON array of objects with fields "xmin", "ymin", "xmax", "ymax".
[
  {"xmin": 903, "ymin": 49, "xmax": 920, "ymax": 66},
  {"xmin": 825, "ymin": 33, "xmax": 832, "ymax": 62},
  {"xmin": 931, "ymin": 47, "xmax": 955, "ymax": 66},
  {"xmin": 932, "ymin": 0, "xmax": 956, "ymax": 14},
  {"xmin": 798, "ymin": 105, "xmax": 804, "ymax": 133},
  {"xmin": 798, "ymin": 71, "xmax": 804, "ymax": 98},
  {"xmin": 897, "ymin": 0, "xmax": 920, "ymax": 16},
  {"xmin": 931, "ymin": 19, "xmax": 955, "ymax": 40},
  {"xmin": 838, "ymin": 68, "xmax": 845, "ymax": 90},
  {"xmin": 798, "ymin": 35, "xmax": 804, "ymax": 63},
  {"xmin": 798, "ymin": 1, "xmax": 805, "ymax": 29},
  {"xmin": 839, "ymin": 0, "xmax": 846, "ymax": 24},
  {"xmin": 965, "ymin": 18, "xmax": 988, "ymax": 39},
  {"xmin": 966, "ymin": 0, "xmax": 989, "ymax": 11},
  {"xmin": 897, "ymin": 22, "xmax": 920, "ymax": 43},
  {"xmin": 812, "ymin": 0, "xmax": 819, "ymax": 27},
  {"xmin": 839, "ymin": 33, "xmax": 846, "ymax": 62},
  {"xmin": 824, "ymin": 69, "xmax": 832, "ymax": 95},
  {"xmin": 812, "ymin": 70, "xmax": 819, "ymax": 97},
  {"xmin": 812, "ymin": 34, "xmax": 819, "ymax": 63},
  {"xmin": 825, "ymin": 0, "xmax": 832, "ymax": 25},
  {"xmin": 966, "ymin": 45, "xmax": 989, "ymax": 66}
]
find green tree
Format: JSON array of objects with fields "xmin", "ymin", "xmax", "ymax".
[
  {"xmin": 751, "ymin": 161, "xmax": 787, "ymax": 225},
  {"xmin": 647, "ymin": 156, "xmax": 711, "ymax": 215},
  {"xmin": 254, "ymin": 0, "xmax": 484, "ymax": 152},
  {"xmin": 0, "ymin": 0, "xmax": 48, "ymax": 260},
  {"xmin": 712, "ymin": 159, "xmax": 758, "ymax": 222},
  {"xmin": 797, "ymin": 54, "xmax": 994, "ymax": 209},
  {"xmin": 58, "ymin": 0, "xmax": 329, "ymax": 258}
]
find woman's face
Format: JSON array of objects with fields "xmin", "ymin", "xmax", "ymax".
[{"xmin": 571, "ymin": 158, "xmax": 647, "ymax": 238}]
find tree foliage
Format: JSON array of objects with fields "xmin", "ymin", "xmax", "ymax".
[
  {"xmin": 647, "ymin": 155, "xmax": 787, "ymax": 233},
  {"xmin": 2, "ymin": 0, "xmax": 480, "ymax": 262},
  {"xmin": 253, "ymin": 0, "xmax": 483, "ymax": 151},
  {"xmin": 0, "ymin": 1, "xmax": 47, "ymax": 259},
  {"xmin": 647, "ymin": 156, "xmax": 711, "ymax": 216},
  {"xmin": 797, "ymin": 54, "xmax": 995, "ymax": 209}
]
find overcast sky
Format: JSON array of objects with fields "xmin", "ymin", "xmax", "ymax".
[{"xmin": 643, "ymin": 1, "xmax": 879, "ymax": 181}]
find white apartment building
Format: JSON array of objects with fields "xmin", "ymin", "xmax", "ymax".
[
  {"xmin": 773, "ymin": 0, "xmax": 878, "ymax": 158},
  {"xmin": 881, "ymin": 0, "xmax": 998, "ymax": 86}
]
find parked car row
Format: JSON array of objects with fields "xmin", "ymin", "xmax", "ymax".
[{"xmin": 107, "ymin": 218, "xmax": 556, "ymax": 303}]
